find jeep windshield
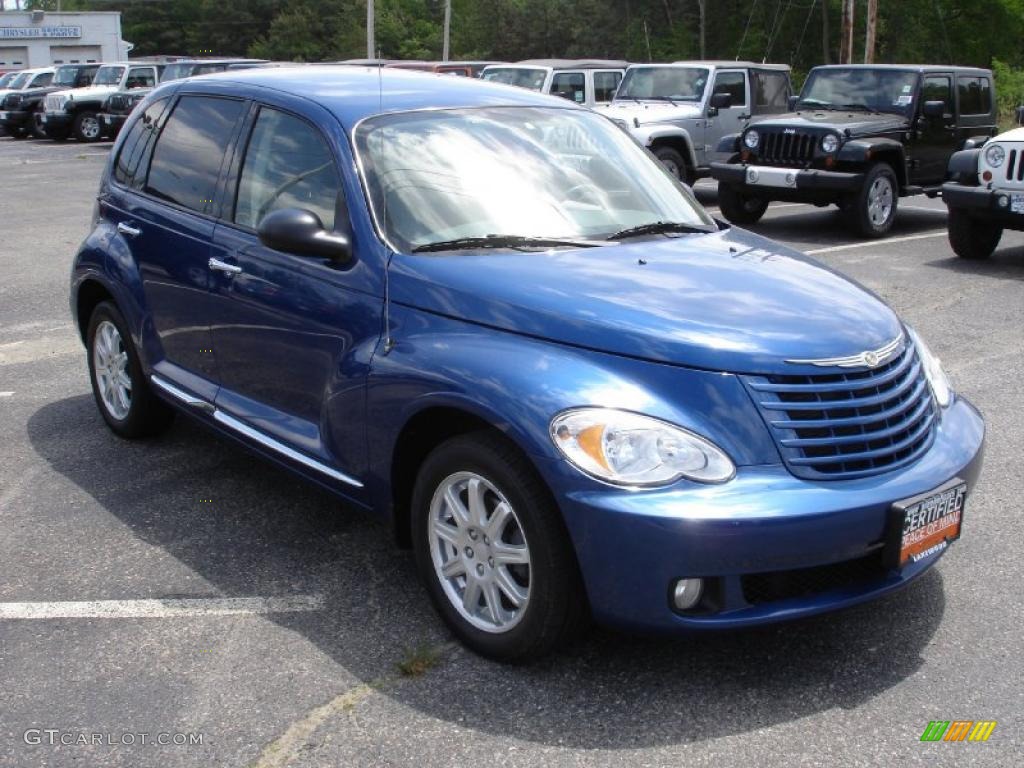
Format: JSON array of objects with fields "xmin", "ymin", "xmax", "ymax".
[
  {"xmin": 616, "ymin": 67, "xmax": 709, "ymax": 102},
  {"xmin": 0, "ymin": 72, "xmax": 18, "ymax": 89},
  {"xmin": 798, "ymin": 68, "xmax": 919, "ymax": 115},
  {"xmin": 481, "ymin": 67, "xmax": 547, "ymax": 91},
  {"xmin": 7, "ymin": 72, "xmax": 30, "ymax": 90},
  {"xmin": 92, "ymin": 66, "xmax": 125, "ymax": 86},
  {"xmin": 356, "ymin": 106, "xmax": 715, "ymax": 253}
]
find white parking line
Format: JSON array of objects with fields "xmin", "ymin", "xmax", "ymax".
[
  {"xmin": 805, "ymin": 230, "xmax": 948, "ymax": 255},
  {"xmin": 0, "ymin": 391, "xmax": 13, "ymax": 397},
  {"xmin": 0, "ymin": 595, "xmax": 324, "ymax": 620}
]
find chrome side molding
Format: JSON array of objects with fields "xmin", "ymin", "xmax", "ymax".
[{"xmin": 150, "ymin": 374, "xmax": 363, "ymax": 489}]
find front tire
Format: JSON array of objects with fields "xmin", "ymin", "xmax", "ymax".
[
  {"xmin": 411, "ymin": 432, "xmax": 589, "ymax": 662},
  {"xmin": 718, "ymin": 182, "xmax": 769, "ymax": 224},
  {"xmin": 653, "ymin": 146, "xmax": 695, "ymax": 185},
  {"xmin": 86, "ymin": 301, "xmax": 174, "ymax": 438},
  {"xmin": 947, "ymin": 207, "xmax": 1002, "ymax": 259},
  {"xmin": 846, "ymin": 162, "xmax": 898, "ymax": 237},
  {"xmin": 73, "ymin": 111, "xmax": 102, "ymax": 142}
]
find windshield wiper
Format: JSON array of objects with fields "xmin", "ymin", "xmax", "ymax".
[
  {"xmin": 607, "ymin": 221, "xmax": 712, "ymax": 240},
  {"xmin": 838, "ymin": 103, "xmax": 873, "ymax": 111},
  {"xmin": 411, "ymin": 234, "xmax": 605, "ymax": 253}
]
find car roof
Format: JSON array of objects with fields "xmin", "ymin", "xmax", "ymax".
[
  {"xmin": 809, "ymin": 64, "xmax": 992, "ymax": 75},
  {"xmin": 667, "ymin": 60, "xmax": 791, "ymax": 71},
  {"xmin": 189, "ymin": 65, "xmax": 588, "ymax": 128},
  {"xmin": 498, "ymin": 59, "xmax": 628, "ymax": 70}
]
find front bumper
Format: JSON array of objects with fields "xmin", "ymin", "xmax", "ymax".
[
  {"xmin": 542, "ymin": 396, "xmax": 984, "ymax": 631},
  {"xmin": 40, "ymin": 111, "xmax": 72, "ymax": 136},
  {"xmin": 99, "ymin": 112, "xmax": 128, "ymax": 135},
  {"xmin": 0, "ymin": 109, "xmax": 31, "ymax": 130},
  {"xmin": 711, "ymin": 162, "xmax": 864, "ymax": 198},
  {"xmin": 942, "ymin": 182, "xmax": 1024, "ymax": 228}
]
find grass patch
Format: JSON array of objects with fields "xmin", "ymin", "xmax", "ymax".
[{"xmin": 395, "ymin": 643, "xmax": 443, "ymax": 678}]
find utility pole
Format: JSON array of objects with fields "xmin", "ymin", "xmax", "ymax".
[
  {"xmin": 863, "ymin": 0, "xmax": 878, "ymax": 63},
  {"xmin": 839, "ymin": 0, "xmax": 855, "ymax": 64},
  {"xmin": 698, "ymin": 0, "xmax": 706, "ymax": 60},
  {"xmin": 821, "ymin": 0, "xmax": 830, "ymax": 63},
  {"xmin": 442, "ymin": 0, "xmax": 451, "ymax": 62},
  {"xmin": 367, "ymin": 0, "xmax": 375, "ymax": 60}
]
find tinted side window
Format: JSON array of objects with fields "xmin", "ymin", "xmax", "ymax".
[
  {"xmin": 234, "ymin": 107, "xmax": 340, "ymax": 230},
  {"xmin": 113, "ymin": 97, "xmax": 170, "ymax": 189},
  {"xmin": 922, "ymin": 75, "xmax": 953, "ymax": 112},
  {"xmin": 593, "ymin": 71, "xmax": 623, "ymax": 103},
  {"xmin": 31, "ymin": 72, "xmax": 53, "ymax": 88},
  {"xmin": 126, "ymin": 67, "xmax": 156, "ymax": 89},
  {"xmin": 958, "ymin": 76, "xmax": 992, "ymax": 116},
  {"xmin": 145, "ymin": 96, "xmax": 245, "ymax": 213},
  {"xmin": 550, "ymin": 72, "xmax": 585, "ymax": 103},
  {"xmin": 754, "ymin": 72, "xmax": 789, "ymax": 110},
  {"xmin": 713, "ymin": 71, "xmax": 747, "ymax": 107}
]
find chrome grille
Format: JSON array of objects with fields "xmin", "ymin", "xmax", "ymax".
[
  {"xmin": 107, "ymin": 93, "xmax": 129, "ymax": 112},
  {"xmin": 1005, "ymin": 146, "xmax": 1024, "ymax": 182},
  {"xmin": 2, "ymin": 92, "xmax": 21, "ymax": 109},
  {"xmin": 44, "ymin": 93, "xmax": 65, "ymax": 112},
  {"xmin": 744, "ymin": 343, "xmax": 938, "ymax": 480},
  {"xmin": 756, "ymin": 128, "xmax": 816, "ymax": 166}
]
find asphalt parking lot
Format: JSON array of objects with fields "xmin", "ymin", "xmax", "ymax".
[{"xmin": 1, "ymin": 134, "xmax": 1022, "ymax": 768}]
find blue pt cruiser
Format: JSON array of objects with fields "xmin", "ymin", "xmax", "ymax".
[{"xmin": 71, "ymin": 67, "xmax": 984, "ymax": 661}]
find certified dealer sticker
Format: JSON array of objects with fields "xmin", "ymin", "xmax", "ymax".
[{"xmin": 898, "ymin": 482, "xmax": 966, "ymax": 566}]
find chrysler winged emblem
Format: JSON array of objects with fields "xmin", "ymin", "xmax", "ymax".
[{"xmin": 786, "ymin": 334, "xmax": 903, "ymax": 369}]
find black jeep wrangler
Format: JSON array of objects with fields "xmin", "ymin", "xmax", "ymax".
[
  {"xmin": 711, "ymin": 65, "xmax": 997, "ymax": 237},
  {"xmin": 0, "ymin": 64, "xmax": 97, "ymax": 139}
]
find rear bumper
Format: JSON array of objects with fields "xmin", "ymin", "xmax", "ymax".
[
  {"xmin": 942, "ymin": 182, "xmax": 1024, "ymax": 228},
  {"xmin": 711, "ymin": 162, "xmax": 864, "ymax": 197},
  {"xmin": 541, "ymin": 396, "xmax": 984, "ymax": 632}
]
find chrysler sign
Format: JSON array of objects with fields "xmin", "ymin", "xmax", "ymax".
[{"xmin": 0, "ymin": 26, "xmax": 83, "ymax": 40}]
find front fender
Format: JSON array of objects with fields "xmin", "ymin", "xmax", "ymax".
[
  {"xmin": 837, "ymin": 137, "xmax": 904, "ymax": 165},
  {"xmin": 717, "ymin": 132, "xmax": 741, "ymax": 154},
  {"xmin": 947, "ymin": 148, "xmax": 981, "ymax": 178},
  {"xmin": 631, "ymin": 124, "xmax": 697, "ymax": 166}
]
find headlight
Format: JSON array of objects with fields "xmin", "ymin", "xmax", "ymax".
[
  {"xmin": 550, "ymin": 408, "xmax": 735, "ymax": 487},
  {"xmin": 908, "ymin": 327, "xmax": 952, "ymax": 408},
  {"xmin": 985, "ymin": 143, "xmax": 1005, "ymax": 168},
  {"xmin": 743, "ymin": 130, "xmax": 759, "ymax": 150},
  {"xmin": 821, "ymin": 133, "xmax": 839, "ymax": 153}
]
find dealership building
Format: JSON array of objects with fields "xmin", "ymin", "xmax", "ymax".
[{"xmin": 0, "ymin": 10, "xmax": 129, "ymax": 70}]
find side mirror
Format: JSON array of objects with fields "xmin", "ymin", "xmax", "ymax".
[
  {"xmin": 922, "ymin": 100, "xmax": 946, "ymax": 119},
  {"xmin": 788, "ymin": 95, "xmax": 800, "ymax": 111},
  {"xmin": 257, "ymin": 208, "xmax": 352, "ymax": 264},
  {"xmin": 710, "ymin": 92, "xmax": 732, "ymax": 110}
]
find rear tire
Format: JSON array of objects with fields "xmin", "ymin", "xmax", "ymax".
[
  {"xmin": 947, "ymin": 207, "xmax": 1002, "ymax": 260},
  {"xmin": 73, "ymin": 110, "xmax": 102, "ymax": 142},
  {"xmin": 845, "ymin": 162, "xmax": 898, "ymax": 237},
  {"xmin": 718, "ymin": 182, "xmax": 769, "ymax": 225},
  {"xmin": 411, "ymin": 432, "xmax": 589, "ymax": 662},
  {"xmin": 86, "ymin": 301, "xmax": 174, "ymax": 439}
]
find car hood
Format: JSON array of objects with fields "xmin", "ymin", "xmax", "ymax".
[
  {"xmin": 52, "ymin": 85, "xmax": 118, "ymax": 100},
  {"xmin": 598, "ymin": 100, "xmax": 703, "ymax": 126},
  {"xmin": 389, "ymin": 227, "xmax": 903, "ymax": 374},
  {"xmin": 754, "ymin": 110, "xmax": 910, "ymax": 136}
]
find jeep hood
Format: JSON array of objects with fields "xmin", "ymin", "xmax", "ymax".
[
  {"xmin": 754, "ymin": 110, "xmax": 910, "ymax": 137},
  {"xmin": 55, "ymin": 85, "xmax": 118, "ymax": 100},
  {"xmin": 389, "ymin": 227, "xmax": 902, "ymax": 375},
  {"xmin": 598, "ymin": 100, "xmax": 703, "ymax": 126}
]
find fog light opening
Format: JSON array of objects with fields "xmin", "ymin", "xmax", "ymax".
[{"xmin": 672, "ymin": 578, "xmax": 704, "ymax": 611}]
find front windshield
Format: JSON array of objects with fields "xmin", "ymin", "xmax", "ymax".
[
  {"xmin": 481, "ymin": 68, "xmax": 547, "ymax": 91},
  {"xmin": 616, "ymin": 67, "xmax": 709, "ymax": 101},
  {"xmin": 356, "ymin": 106, "xmax": 714, "ymax": 253},
  {"xmin": 93, "ymin": 66, "xmax": 125, "ymax": 86},
  {"xmin": 53, "ymin": 66, "xmax": 79, "ymax": 86},
  {"xmin": 8, "ymin": 73, "xmax": 30, "ymax": 90},
  {"xmin": 161, "ymin": 63, "xmax": 195, "ymax": 81},
  {"xmin": 0, "ymin": 72, "xmax": 17, "ymax": 88},
  {"xmin": 799, "ymin": 68, "xmax": 919, "ymax": 114}
]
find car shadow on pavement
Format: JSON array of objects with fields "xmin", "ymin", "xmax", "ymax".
[
  {"xmin": 925, "ymin": 250, "xmax": 1024, "ymax": 277},
  {"xmin": 27, "ymin": 394, "xmax": 946, "ymax": 749}
]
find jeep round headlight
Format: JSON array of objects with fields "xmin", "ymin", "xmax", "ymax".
[
  {"xmin": 907, "ymin": 327, "xmax": 952, "ymax": 408},
  {"xmin": 550, "ymin": 408, "xmax": 735, "ymax": 486},
  {"xmin": 743, "ymin": 130, "xmax": 760, "ymax": 150},
  {"xmin": 985, "ymin": 143, "xmax": 1005, "ymax": 168},
  {"xmin": 821, "ymin": 133, "xmax": 839, "ymax": 153}
]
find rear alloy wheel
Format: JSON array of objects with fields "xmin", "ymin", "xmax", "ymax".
[
  {"xmin": 846, "ymin": 162, "xmax": 898, "ymax": 237},
  {"xmin": 718, "ymin": 182, "xmax": 769, "ymax": 225},
  {"xmin": 947, "ymin": 206, "xmax": 1002, "ymax": 259},
  {"xmin": 411, "ymin": 432, "xmax": 589, "ymax": 662},
  {"xmin": 73, "ymin": 111, "xmax": 102, "ymax": 142},
  {"xmin": 86, "ymin": 301, "xmax": 174, "ymax": 438}
]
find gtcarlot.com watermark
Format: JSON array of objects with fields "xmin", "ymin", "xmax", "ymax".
[{"xmin": 24, "ymin": 729, "xmax": 205, "ymax": 747}]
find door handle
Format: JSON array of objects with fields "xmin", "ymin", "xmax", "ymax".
[
  {"xmin": 208, "ymin": 257, "xmax": 242, "ymax": 276},
  {"xmin": 117, "ymin": 221, "xmax": 141, "ymax": 237}
]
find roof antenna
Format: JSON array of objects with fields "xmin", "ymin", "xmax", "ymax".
[{"xmin": 378, "ymin": 51, "xmax": 396, "ymax": 355}]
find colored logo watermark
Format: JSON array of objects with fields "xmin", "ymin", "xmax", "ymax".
[{"xmin": 920, "ymin": 720, "xmax": 997, "ymax": 742}]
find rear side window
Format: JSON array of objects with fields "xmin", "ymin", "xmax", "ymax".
[
  {"xmin": 145, "ymin": 96, "xmax": 245, "ymax": 213},
  {"xmin": 550, "ymin": 72, "xmax": 585, "ymax": 103},
  {"xmin": 593, "ymin": 71, "xmax": 622, "ymax": 103},
  {"xmin": 713, "ymin": 71, "xmax": 747, "ymax": 107},
  {"xmin": 234, "ymin": 107, "xmax": 340, "ymax": 230},
  {"xmin": 754, "ymin": 71, "xmax": 790, "ymax": 110},
  {"xmin": 957, "ymin": 76, "xmax": 992, "ymax": 116},
  {"xmin": 113, "ymin": 97, "xmax": 170, "ymax": 189}
]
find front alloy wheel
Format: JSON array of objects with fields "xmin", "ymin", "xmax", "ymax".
[
  {"xmin": 847, "ymin": 162, "xmax": 898, "ymax": 237},
  {"xmin": 73, "ymin": 111, "xmax": 102, "ymax": 142}
]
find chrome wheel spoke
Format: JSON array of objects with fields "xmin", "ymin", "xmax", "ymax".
[
  {"xmin": 466, "ymin": 477, "xmax": 488, "ymax": 528},
  {"xmin": 432, "ymin": 518, "xmax": 460, "ymax": 547},
  {"xmin": 492, "ymin": 541, "xmax": 529, "ymax": 566},
  {"xmin": 444, "ymin": 486, "xmax": 470, "ymax": 529},
  {"xmin": 485, "ymin": 501, "xmax": 511, "ymax": 539},
  {"xmin": 480, "ymin": 581, "xmax": 504, "ymax": 626},
  {"xmin": 494, "ymin": 567, "xmax": 527, "ymax": 607},
  {"xmin": 441, "ymin": 558, "xmax": 465, "ymax": 579},
  {"xmin": 462, "ymin": 576, "xmax": 482, "ymax": 614}
]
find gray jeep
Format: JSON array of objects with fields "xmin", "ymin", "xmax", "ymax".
[{"xmin": 597, "ymin": 61, "xmax": 792, "ymax": 184}]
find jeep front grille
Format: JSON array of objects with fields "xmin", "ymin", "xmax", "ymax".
[
  {"xmin": 106, "ymin": 93, "xmax": 129, "ymax": 113},
  {"xmin": 1004, "ymin": 147, "xmax": 1024, "ymax": 183},
  {"xmin": 44, "ymin": 94, "xmax": 66, "ymax": 112},
  {"xmin": 2, "ymin": 93, "xmax": 21, "ymax": 109},
  {"xmin": 756, "ymin": 128, "xmax": 817, "ymax": 166},
  {"xmin": 743, "ymin": 343, "xmax": 938, "ymax": 480}
]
